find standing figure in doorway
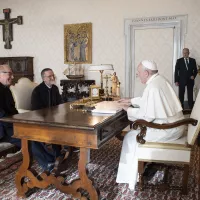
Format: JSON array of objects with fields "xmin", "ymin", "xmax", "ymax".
[{"xmin": 175, "ymin": 48, "xmax": 197, "ymax": 109}]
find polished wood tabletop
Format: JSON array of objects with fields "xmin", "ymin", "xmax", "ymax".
[
  {"xmin": 2, "ymin": 103, "xmax": 111, "ymax": 129},
  {"xmin": 2, "ymin": 102, "xmax": 129, "ymax": 149}
]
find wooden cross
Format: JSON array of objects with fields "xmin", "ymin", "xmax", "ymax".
[{"xmin": 0, "ymin": 8, "xmax": 23, "ymax": 49}]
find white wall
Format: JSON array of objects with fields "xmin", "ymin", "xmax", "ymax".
[{"xmin": 0, "ymin": 0, "xmax": 200, "ymax": 95}]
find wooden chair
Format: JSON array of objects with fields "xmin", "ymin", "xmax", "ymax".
[
  {"xmin": 132, "ymin": 91, "xmax": 200, "ymax": 194},
  {"xmin": 10, "ymin": 78, "xmax": 37, "ymax": 113}
]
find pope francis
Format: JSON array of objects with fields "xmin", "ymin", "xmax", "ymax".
[{"xmin": 116, "ymin": 60, "xmax": 185, "ymax": 190}]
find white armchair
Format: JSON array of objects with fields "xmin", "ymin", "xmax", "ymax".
[
  {"xmin": 132, "ymin": 91, "xmax": 200, "ymax": 194},
  {"xmin": 10, "ymin": 78, "xmax": 37, "ymax": 113}
]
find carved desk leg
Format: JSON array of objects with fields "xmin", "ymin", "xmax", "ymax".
[
  {"xmin": 15, "ymin": 139, "xmax": 30, "ymax": 197},
  {"xmin": 138, "ymin": 161, "xmax": 144, "ymax": 191},
  {"xmin": 78, "ymin": 147, "xmax": 100, "ymax": 200},
  {"xmin": 15, "ymin": 141, "xmax": 100, "ymax": 199}
]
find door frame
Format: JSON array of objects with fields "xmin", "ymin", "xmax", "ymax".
[{"xmin": 124, "ymin": 15, "xmax": 187, "ymax": 97}]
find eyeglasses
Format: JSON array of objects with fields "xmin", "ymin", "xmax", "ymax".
[
  {"xmin": 0, "ymin": 71, "xmax": 13, "ymax": 76},
  {"xmin": 44, "ymin": 74, "xmax": 55, "ymax": 79}
]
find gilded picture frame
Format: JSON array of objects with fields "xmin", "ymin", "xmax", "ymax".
[{"xmin": 64, "ymin": 22, "xmax": 92, "ymax": 64}]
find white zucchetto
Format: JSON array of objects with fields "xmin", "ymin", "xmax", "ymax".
[{"xmin": 141, "ymin": 60, "xmax": 158, "ymax": 70}]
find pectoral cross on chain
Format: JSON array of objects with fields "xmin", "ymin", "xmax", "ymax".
[{"xmin": 0, "ymin": 8, "xmax": 23, "ymax": 49}]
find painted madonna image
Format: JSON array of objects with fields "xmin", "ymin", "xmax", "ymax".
[{"xmin": 64, "ymin": 22, "xmax": 92, "ymax": 64}]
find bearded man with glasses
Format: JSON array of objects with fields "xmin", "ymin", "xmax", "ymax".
[
  {"xmin": 31, "ymin": 68, "xmax": 62, "ymax": 110},
  {"xmin": 30, "ymin": 68, "xmax": 65, "ymax": 173}
]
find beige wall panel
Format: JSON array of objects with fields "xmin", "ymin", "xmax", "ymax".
[{"xmin": 134, "ymin": 28, "xmax": 173, "ymax": 97}]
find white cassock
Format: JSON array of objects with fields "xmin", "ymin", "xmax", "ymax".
[{"xmin": 116, "ymin": 73, "xmax": 185, "ymax": 190}]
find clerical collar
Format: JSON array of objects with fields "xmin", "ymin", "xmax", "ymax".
[
  {"xmin": 146, "ymin": 73, "xmax": 159, "ymax": 85},
  {"xmin": 44, "ymin": 82, "xmax": 52, "ymax": 89}
]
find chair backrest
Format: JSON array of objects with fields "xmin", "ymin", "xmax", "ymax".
[
  {"xmin": 187, "ymin": 90, "xmax": 200, "ymax": 145},
  {"xmin": 10, "ymin": 78, "xmax": 37, "ymax": 110}
]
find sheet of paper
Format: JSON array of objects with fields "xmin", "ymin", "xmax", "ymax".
[{"xmin": 91, "ymin": 101, "xmax": 131, "ymax": 114}]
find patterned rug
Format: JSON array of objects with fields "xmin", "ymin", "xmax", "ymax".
[{"xmin": 0, "ymin": 138, "xmax": 199, "ymax": 200}]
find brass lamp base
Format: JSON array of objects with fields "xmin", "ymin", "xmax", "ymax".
[
  {"xmin": 99, "ymin": 88, "xmax": 104, "ymax": 96},
  {"xmin": 101, "ymin": 96, "xmax": 113, "ymax": 101}
]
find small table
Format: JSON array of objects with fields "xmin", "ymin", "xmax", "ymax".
[{"xmin": 1, "ymin": 102, "xmax": 130, "ymax": 199}]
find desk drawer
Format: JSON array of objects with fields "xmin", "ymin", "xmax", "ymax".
[{"xmin": 98, "ymin": 114, "xmax": 129, "ymax": 142}]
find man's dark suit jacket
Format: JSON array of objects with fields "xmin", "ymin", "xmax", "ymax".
[
  {"xmin": 31, "ymin": 82, "xmax": 62, "ymax": 110},
  {"xmin": 175, "ymin": 57, "xmax": 197, "ymax": 86}
]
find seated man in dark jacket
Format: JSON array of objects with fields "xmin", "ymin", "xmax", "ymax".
[
  {"xmin": 0, "ymin": 64, "xmax": 21, "ymax": 147},
  {"xmin": 31, "ymin": 68, "xmax": 64, "ymax": 172},
  {"xmin": 31, "ymin": 68, "xmax": 62, "ymax": 110}
]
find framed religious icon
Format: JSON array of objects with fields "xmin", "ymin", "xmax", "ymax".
[{"xmin": 64, "ymin": 22, "xmax": 92, "ymax": 64}]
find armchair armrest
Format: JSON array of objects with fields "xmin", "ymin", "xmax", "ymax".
[{"xmin": 132, "ymin": 118, "xmax": 197, "ymax": 144}]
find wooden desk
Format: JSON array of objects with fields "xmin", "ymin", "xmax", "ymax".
[{"xmin": 1, "ymin": 102, "xmax": 130, "ymax": 199}]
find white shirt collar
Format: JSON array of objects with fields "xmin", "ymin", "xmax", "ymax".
[
  {"xmin": 184, "ymin": 58, "xmax": 189, "ymax": 66},
  {"xmin": 45, "ymin": 83, "xmax": 52, "ymax": 89},
  {"xmin": 146, "ymin": 73, "xmax": 159, "ymax": 85}
]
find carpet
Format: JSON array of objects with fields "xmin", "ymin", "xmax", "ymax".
[{"xmin": 0, "ymin": 138, "xmax": 199, "ymax": 200}]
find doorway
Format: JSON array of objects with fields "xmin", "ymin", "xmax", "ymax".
[{"xmin": 124, "ymin": 15, "xmax": 187, "ymax": 97}]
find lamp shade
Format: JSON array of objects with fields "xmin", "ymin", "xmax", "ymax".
[{"xmin": 88, "ymin": 64, "xmax": 114, "ymax": 71}]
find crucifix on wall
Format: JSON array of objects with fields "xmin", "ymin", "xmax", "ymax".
[{"xmin": 0, "ymin": 8, "xmax": 23, "ymax": 49}]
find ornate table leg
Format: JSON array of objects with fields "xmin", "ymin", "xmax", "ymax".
[
  {"xmin": 15, "ymin": 139, "xmax": 30, "ymax": 197},
  {"xmin": 15, "ymin": 142, "xmax": 99, "ymax": 199},
  {"xmin": 78, "ymin": 147, "xmax": 100, "ymax": 200}
]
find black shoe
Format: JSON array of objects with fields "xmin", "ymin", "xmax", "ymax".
[
  {"xmin": 54, "ymin": 156, "xmax": 69, "ymax": 176},
  {"xmin": 143, "ymin": 164, "xmax": 157, "ymax": 179}
]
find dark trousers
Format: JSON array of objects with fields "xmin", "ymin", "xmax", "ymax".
[
  {"xmin": 0, "ymin": 124, "xmax": 21, "ymax": 148},
  {"xmin": 1, "ymin": 123, "xmax": 62, "ymax": 171},
  {"xmin": 30, "ymin": 141, "xmax": 62, "ymax": 170},
  {"xmin": 179, "ymin": 83, "xmax": 194, "ymax": 109}
]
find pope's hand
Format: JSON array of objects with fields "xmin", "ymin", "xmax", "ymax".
[
  {"xmin": 118, "ymin": 98, "xmax": 131, "ymax": 103},
  {"xmin": 175, "ymin": 82, "xmax": 179, "ymax": 86},
  {"xmin": 118, "ymin": 98, "xmax": 132, "ymax": 111}
]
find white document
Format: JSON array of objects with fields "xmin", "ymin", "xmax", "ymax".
[{"xmin": 92, "ymin": 101, "xmax": 125, "ymax": 114}]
